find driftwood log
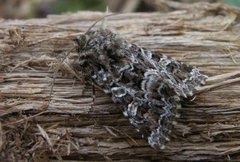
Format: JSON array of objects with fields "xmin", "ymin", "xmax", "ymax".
[{"xmin": 1, "ymin": 2, "xmax": 240, "ymax": 161}]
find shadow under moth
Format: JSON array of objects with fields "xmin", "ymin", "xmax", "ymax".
[{"xmin": 71, "ymin": 27, "xmax": 208, "ymax": 149}]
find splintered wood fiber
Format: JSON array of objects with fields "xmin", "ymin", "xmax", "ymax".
[{"xmin": 0, "ymin": 2, "xmax": 240, "ymax": 161}]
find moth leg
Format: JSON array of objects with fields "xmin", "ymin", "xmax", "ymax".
[
  {"xmin": 92, "ymin": 82, "xmax": 96, "ymax": 104},
  {"xmin": 48, "ymin": 71, "xmax": 56, "ymax": 107}
]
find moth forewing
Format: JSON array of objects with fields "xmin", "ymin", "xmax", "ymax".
[{"xmin": 73, "ymin": 28, "xmax": 207, "ymax": 149}]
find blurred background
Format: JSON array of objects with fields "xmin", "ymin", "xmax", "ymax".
[{"xmin": 0, "ymin": 0, "xmax": 239, "ymax": 19}]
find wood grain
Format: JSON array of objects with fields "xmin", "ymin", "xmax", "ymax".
[{"xmin": 0, "ymin": 2, "xmax": 240, "ymax": 161}]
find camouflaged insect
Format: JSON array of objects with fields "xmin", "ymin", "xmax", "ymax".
[{"xmin": 73, "ymin": 28, "xmax": 207, "ymax": 149}]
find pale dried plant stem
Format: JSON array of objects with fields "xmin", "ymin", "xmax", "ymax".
[
  {"xmin": 206, "ymin": 71, "xmax": 240, "ymax": 84},
  {"xmin": 195, "ymin": 71, "xmax": 240, "ymax": 94}
]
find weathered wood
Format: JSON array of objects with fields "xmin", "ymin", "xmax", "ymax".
[{"xmin": 0, "ymin": 2, "xmax": 240, "ymax": 161}]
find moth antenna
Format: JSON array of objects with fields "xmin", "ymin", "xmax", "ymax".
[
  {"xmin": 86, "ymin": 13, "xmax": 118, "ymax": 33},
  {"xmin": 59, "ymin": 46, "xmax": 76, "ymax": 63},
  {"xmin": 48, "ymin": 46, "xmax": 76, "ymax": 107}
]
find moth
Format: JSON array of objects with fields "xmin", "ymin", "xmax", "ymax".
[{"xmin": 71, "ymin": 26, "xmax": 207, "ymax": 149}]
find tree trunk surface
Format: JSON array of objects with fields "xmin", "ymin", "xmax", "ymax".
[{"xmin": 1, "ymin": 2, "xmax": 240, "ymax": 161}]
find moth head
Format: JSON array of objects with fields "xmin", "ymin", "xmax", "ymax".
[{"xmin": 74, "ymin": 34, "xmax": 89, "ymax": 52}]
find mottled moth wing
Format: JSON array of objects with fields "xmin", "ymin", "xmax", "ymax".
[{"xmin": 74, "ymin": 29, "xmax": 207, "ymax": 149}]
